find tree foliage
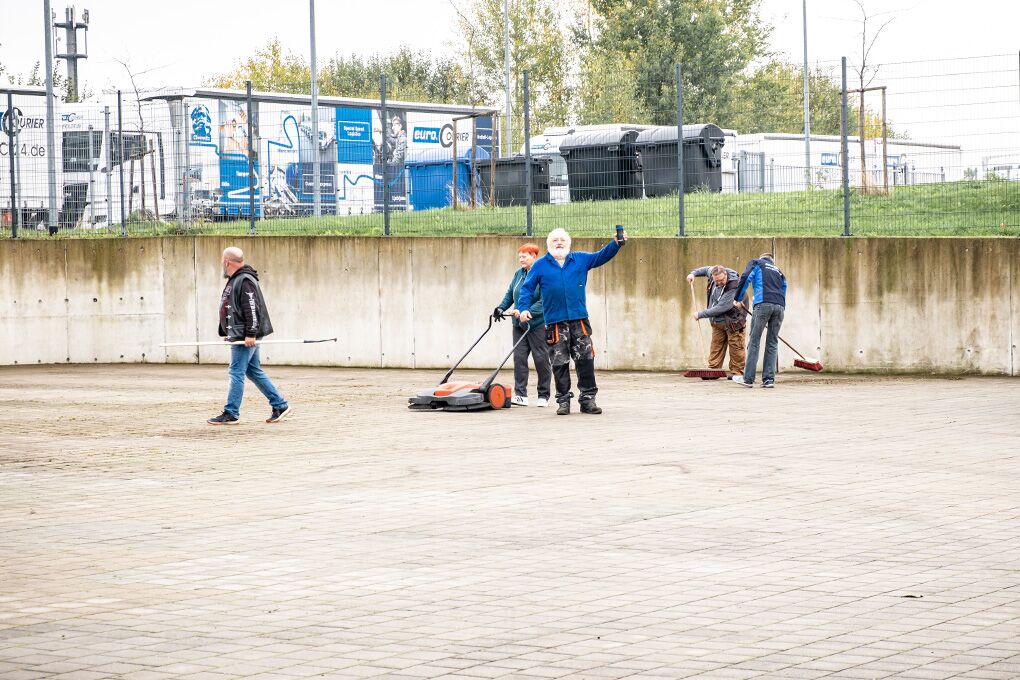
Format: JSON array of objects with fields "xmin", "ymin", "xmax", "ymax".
[
  {"xmin": 576, "ymin": 0, "xmax": 771, "ymax": 125},
  {"xmin": 208, "ymin": 39, "xmax": 475, "ymax": 104},
  {"xmin": 456, "ymin": 0, "xmax": 572, "ymax": 150}
]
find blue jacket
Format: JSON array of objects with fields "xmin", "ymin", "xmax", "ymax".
[
  {"xmin": 735, "ymin": 257, "xmax": 787, "ymax": 307},
  {"xmin": 497, "ymin": 267, "xmax": 544, "ymax": 328},
  {"xmin": 518, "ymin": 240, "xmax": 621, "ymax": 325}
]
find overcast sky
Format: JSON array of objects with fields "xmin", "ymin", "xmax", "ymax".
[{"xmin": 1, "ymin": 0, "xmax": 1017, "ymax": 92}]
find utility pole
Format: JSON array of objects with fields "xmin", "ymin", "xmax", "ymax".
[
  {"xmin": 802, "ymin": 0, "xmax": 811, "ymax": 190},
  {"xmin": 309, "ymin": 0, "xmax": 320, "ymax": 217},
  {"xmin": 43, "ymin": 0, "xmax": 59, "ymax": 234},
  {"xmin": 54, "ymin": 6, "xmax": 90, "ymax": 103},
  {"xmin": 502, "ymin": 0, "xmax": 511, "ymax": 156}
]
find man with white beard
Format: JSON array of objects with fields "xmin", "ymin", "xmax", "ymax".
[{"xmin": 517, "ymin": 227, "xmax": 627, "ymax": 415}]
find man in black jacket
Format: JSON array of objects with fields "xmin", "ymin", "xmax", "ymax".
[
  {"xmin": 208, "ymin": 247, "xmax": 291, "ymax": 425},
  {"xmin": 687, "ymin": 264, "xmax": 749, "ymax": 378}
]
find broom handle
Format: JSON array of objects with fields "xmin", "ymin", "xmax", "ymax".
[
  {"xmin": 746, "ymin": 307, "xmax": 806, "ymax": 360},
  {"xmin": 161, "ymin": 338, "xmax": 337, "ymax": 347},
  {"xmin": 689, "ymin": 281, "xmax": 708, "ymax": 362}
]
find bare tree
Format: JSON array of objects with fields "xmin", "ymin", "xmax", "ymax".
[
  {"xmin": 113, "ymin": 57, "xmax": 167, "ymax": 219},
  {"xmin": 849, "ymin": 0, "xmax": 896, "ymax": 192}
]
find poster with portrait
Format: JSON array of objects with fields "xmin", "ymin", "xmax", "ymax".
[{"xmin": 373, "ymin": 108, "xmax": 408, "ymax": 211}]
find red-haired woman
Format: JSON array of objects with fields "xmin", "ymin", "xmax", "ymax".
[{"xmin": 494, "ymin": 243, "xmax": 551, "ymax": 407}]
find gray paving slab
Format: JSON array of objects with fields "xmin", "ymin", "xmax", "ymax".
[{"xmin": 0, "ymin": 365, "xmax": 1018, "ymax": 680}]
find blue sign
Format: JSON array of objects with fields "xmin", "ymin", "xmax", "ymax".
[
  {"xmin": 413, "ymin": 127, "xmax": 442, "ymax": 144},
  {"xmin": 336, "ymin": 107, "xmax": 372, "ymax": 165},
  {"xmin": 821, "ymin": 152, "xmax": 838, "ymax": 167},
  {"xmin": 191, "ymin": 105, "xmax": 212, "ymax": 143}
]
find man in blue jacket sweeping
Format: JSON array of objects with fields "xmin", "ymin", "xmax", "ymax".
[
  {"xmin": 518, "ymin": 227, "xmax": 626, "ymax": 415},
  {"xmin": 732, "ymin": 253, "xmax": 787, "ymax": 388}
]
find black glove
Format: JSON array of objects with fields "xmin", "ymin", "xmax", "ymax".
[{"xmin": 493, "ymin": 307, "xmax": 504, "ymax": 321}]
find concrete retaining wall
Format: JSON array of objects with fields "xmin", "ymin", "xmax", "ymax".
[{"xmin": 1, "ymin": 236, "xmax": 1017, "ymax": 374}]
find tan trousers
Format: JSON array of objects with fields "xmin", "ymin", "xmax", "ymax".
[{"xmin": 708, "ymin": 324, "xmax": 746, "ymax": 376}]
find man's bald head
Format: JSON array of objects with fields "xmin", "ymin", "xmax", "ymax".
[{"xmin": 222, "ymin": 247, "xmax": 245, "ymax": 279}]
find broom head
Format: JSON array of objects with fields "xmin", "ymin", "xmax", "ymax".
[
  {"xmin": 683, "ymin": 368, "xmax": 728, "ymax": 379},
  {"xmin": 793, "ymin": 358, "xmax": 823, "ymax": 372}
]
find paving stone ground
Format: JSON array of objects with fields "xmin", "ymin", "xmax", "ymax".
[{"xmin": 0, "ymin": 364, "xmax": 1018, "ymax": 680}]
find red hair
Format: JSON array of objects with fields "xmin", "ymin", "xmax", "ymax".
[{"xmin": 518, "ymin": 243, "xmax": 540, "ymax": 257}]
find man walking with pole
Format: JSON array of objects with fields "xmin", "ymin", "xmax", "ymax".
[
  {"xmin": 518, "ymin": 227, "xmax": 626, "ymax": 415},
  {"xmin": 208, "ymin": 246, "xmax": 291, "ymax": 425}
]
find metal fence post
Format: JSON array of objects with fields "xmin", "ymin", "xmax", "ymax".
[
  {"xmin": 246, "ymin": 81, "xmax": 256, "ymax": 236},
  {"xmin": 840, "ymin": 57, "xmax": 851, "ymax": 237},
  {"xmin": 523, "ymin": 69, "xmax": 533, "ymax": 237},
  {"xmin": 676, "ymin": 63, "xmax": 685, "ymax": 237},
  {"xmin": 380, "ymin": 74, "xmax": 390, "ymax": 236},
  {"xmin": 87, "ymin": 123, "xmax": 97, "ymax": 228},
  {"xmin": 117, "ymin": 90, "xmax": 127, "ymax": 237},
  {"xmin": 6, "ymin": 92, "xmax": 18, "ymax": 238},
  {"xmin": 104, "ymin": 106, "xmax": 111, "ymax": 231}
]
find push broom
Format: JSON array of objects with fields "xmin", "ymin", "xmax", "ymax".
[
  {"xmin": 778, "ymin": 335, "xmax": 823, "ymax": 372},
  {"xmin": 683, "ymin": 281, "xmax": 728, "ymax": 379},
  {"xmin": 744, "ymin": 310, "xmax": 823, "ymax": 372}
]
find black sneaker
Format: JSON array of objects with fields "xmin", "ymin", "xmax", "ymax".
[
  {"xmin": 580, "ymin": 401, "xmax": 602, "ymax": 414},
  {"xmin": 207, "ymin": 411, "xmax": 239, "ymax": 425},
  {"xmin": 762, "ymin": 381, "xmax": 775, "ymax": 389},
  {"xmin": 266, "ymin": 406, "xmax": 292, "ymax": 423},
  {"xmin": 556, "ymin": 401, "xmax": 570, "ymax": 416}
]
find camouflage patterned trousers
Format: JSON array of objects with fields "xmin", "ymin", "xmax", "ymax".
[{"xmin": 545, "ymin": 319, "xmax": 598, "ymax": 404}]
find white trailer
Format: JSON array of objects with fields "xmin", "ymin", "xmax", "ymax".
[
  {"xmin": 732, "ymin": 132, "xmax": 963, "ymax": 193},
  {"xmin": 1, "ymin": 86, "xmax": 178, "ymax": 231}
]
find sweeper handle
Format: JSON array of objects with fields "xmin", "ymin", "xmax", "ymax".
[
  {"xmin": 438, "ymin": 310, "xmax": 514, "ymax": 385},
  {"xmin": 161, "ymin": 338, "xmax": 338, "ymax": 347},
  {"xmin": 479, "ymin": 321, "xmax": 534, "ymax": 392},
  {"xmin": 688, "ymin": 281, "xmax": 709, "ymax": 363}
]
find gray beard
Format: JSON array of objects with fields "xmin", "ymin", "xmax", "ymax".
[{"xmin": 223, "ymin": 269, "xmax": 229, "ymax": 279}]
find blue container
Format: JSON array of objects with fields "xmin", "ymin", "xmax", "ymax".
[{"xmin": 405, "ymin": 147, "xmax": 491, "ymax": 211}]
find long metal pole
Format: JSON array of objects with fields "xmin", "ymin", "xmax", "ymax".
[
  {"xmin": 246, "ymin": 80, "xmax": 256, "ymax": 235},
  {"xmin": 118, "ymin": 90, "xmax": 126, "ymax": 237},
  {"xmin": 523, "ymin": 70, "xmax": 533, "ymax": 237},
  {"xmin": 881, "ymin": 86, "xmax": 888, "ymax": 193},
  {"xmin": 840, "ymin": 57, "xmax": 851, "ymax": 237},
  {"xmin": 104, "ymin": 106, "xmax": 111, "ymax": 229},
  {"xmin": 502, "ymin": 0, "xmax": 511, "ymax": 156},
  {"xmin": 43, "ymin": 0, "xmax": 59, "ymax": 234},
  {"xmin": 87, "ymin": 123, "xmax": 96, "ymax": 227},
  {"xmin": 802, "ymin": 0, "xmax": 812, "ymax": 190},
  {"xmin": 676, "ymin": 63, "xmax": 685, "ymax": 237},
  {"xmin": 380, "ymin": 74, "xmax": 390, "ymax": 236},
  {"xmin": 310, "ymin": 0, "xmax": 321, "ymax": 217},
  {"xmin": 6, "ymin": 92, "xmax": 18, "ymax": 238}
]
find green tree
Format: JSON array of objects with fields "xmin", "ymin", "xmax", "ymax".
[
  {"xmin": 577, "ymin": 0, "xmax": 771, "ymax": 125},
  {"xmin": 456, "ymin": 0, "xmax": 572, "ymax": 150},
  {"xmin": 209, "ymin": 40, "xmax": 475, "ymax": 104},
  {"xmin": 727, "ymin": 60, "xmax": 903, "ymax": 138},
  {"xmin": 207, "ymin": 39, "xmax": 312, "ymax": 93}
]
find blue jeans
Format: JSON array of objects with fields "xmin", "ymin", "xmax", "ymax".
[
  {"xmin": 225, "ymin": 345, "xmax": 287, "ymax": 418},
  {"xmin": 743, "ymin": 303, "xmax": 785, "ymax": 385}
]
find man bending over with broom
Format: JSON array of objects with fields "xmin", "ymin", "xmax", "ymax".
[
  {"xmin": 686, "ymin": 265, "xmax": 748, "ymax": 379},
  {"xmin": 518, "ymin": 227, "xmax": 626, "ymax": 415}
]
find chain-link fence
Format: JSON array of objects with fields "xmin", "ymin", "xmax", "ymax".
[{"xmin": 3, "ymin": 53, "xmax": 1019, "ymax": 238}]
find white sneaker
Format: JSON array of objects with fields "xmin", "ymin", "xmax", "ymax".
[
  {"xmin": 536, "ymin": 398, "xmax": 549, "ymax": 407},
  {"xmin": 511, "ymin": 395, "xmax": 528, "ymax": 406},
  {"xmin": 731, "ymin": 375, "xmax": 753, "ymax": 388}
]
